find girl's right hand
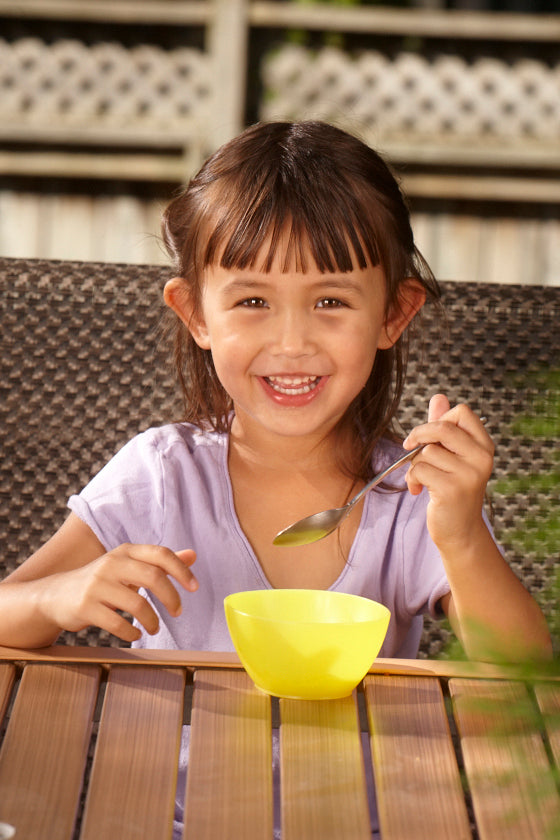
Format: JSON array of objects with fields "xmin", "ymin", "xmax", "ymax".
[{"xmin": 38, "ymin": 544, "xmax": 198, "ymax": 643}]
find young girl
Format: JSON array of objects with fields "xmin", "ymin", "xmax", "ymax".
[{"xmin": 0, "ymin": 121, "xmax": 551, "ymax": 666}]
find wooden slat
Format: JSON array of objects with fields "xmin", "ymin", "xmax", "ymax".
[
  {"xmin": 1, "ymin": 0, "xmax": 558, "ymax": 42},
  {"xmin": 250, "ymin": 2, "xmax": 560, "ymax": 41},
  {"xmin": 0, "ymin": 663, "xmax": 100, "ymax": 839},
  {"xmin": 364, "ymin": 675, "xmax": 470, "ymax": 839},
  {"xmin": 450, "ymin": 678, "xmax": 560, "ymax": 840},
  {"xmin": 402, "ymin": 174, "xmax": 560, "ymax": 204},
  {"xmin": 280, "ymin": 693, "xmax": 370, "ymax": 840},
  {"xmin": 0, "ymin": 664, "xmax": 16, "ymax": 724},
  {"xmin": 0, "ymin": 0, "xmax": 212, "ymax": 24},
  {"xmin": 534, "ymin": 682, "xmax": 560, "ymax": 769},
  {"xmin": 0, "ymin": 151, "xmax": 190, "ymax": 182},
  {"xmin": 380, "ymin": 140, "xmax": 560, "ymax": 171},
  {"xmin": 184, "ymin": 669, "xmax": 273, "ymax": 840},
  {"xmin": 80, "ymin": 666, "xmax": 185, "ymax": 840}
]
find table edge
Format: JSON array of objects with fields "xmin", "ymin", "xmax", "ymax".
[{"xmin": 0, "ymin": 646, "xmax": 557, "ymax": 680}]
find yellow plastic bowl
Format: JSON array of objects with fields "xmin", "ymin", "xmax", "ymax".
[{"xmin": 224, "ymin": 589, "xmax": 390, "ymax": 700}]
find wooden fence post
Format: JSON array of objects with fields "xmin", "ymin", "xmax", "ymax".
[{"xmin": 206, "ymin": 0, "xmax": 249, "ymax": 151}]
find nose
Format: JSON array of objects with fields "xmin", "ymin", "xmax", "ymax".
[{"xmin": 268, "ymin": 307, "xmax": 316, "ymax": 358}]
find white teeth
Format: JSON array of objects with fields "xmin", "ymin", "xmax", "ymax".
[{"xmin": 266, "ymin": 376, "xmax": 320, "ymax": 395}]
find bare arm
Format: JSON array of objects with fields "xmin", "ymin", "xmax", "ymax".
[
  {"xmin": 405, "ymin": 395, "xmax": 552, "ymax": 663},
  {"xmin": 0, "ymin": 513, "xmax": 198, "ymax": 649},
  {"xmin": 438, "ymin": 532, "xmax": 552, "ymax": 663}
]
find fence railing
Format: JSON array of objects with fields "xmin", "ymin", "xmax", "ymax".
[
  {"xmin": 1, "ymin": 0, "xmax": 559, "ymax": 191},
  {"xmin": 0, "ymin": 0, "xmax": 558, "ymax": 280}
]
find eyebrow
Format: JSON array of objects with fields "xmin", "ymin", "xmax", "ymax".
[
  {"xmin": 308, "ymin": 277, "xmax": 366, "ymax": 293},
  {"xmin": 221, "ymin": 278, "xmax": 268, "ymax": 294},
  {"xmin": 221, "ymin": 275, "xmax": 367, "ymax": 295}
]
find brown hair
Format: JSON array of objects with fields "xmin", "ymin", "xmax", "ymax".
[{"xmin": 162, "ymin": 120, "xmax": 440, "ymax": 481}]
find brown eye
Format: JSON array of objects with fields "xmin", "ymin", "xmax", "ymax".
[
  {"xmin": 316, "ymin": 298, "xmax": 344, "ymax": 309},
  {"xmin": 238, "ymin": 297, "xmax": 267, "ymax": 308}
]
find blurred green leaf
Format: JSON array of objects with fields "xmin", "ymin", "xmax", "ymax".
[{"xmin": 441, "ymin": 366, "xmax": 560, "ymax": 659}]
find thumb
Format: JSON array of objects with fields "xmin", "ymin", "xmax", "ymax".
[{"xmin": 428, "ymin": 393, "xmax": 450, "ymax": 423}]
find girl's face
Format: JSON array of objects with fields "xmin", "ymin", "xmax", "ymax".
[{"xmin": 165, "ymin": 241, "xmax": 423, "ymax": 451}]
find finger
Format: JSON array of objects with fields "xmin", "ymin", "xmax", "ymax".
[
  {"xmin": 431, "ymin": 403, "xmax": 489, "ymax": 440},
  {"xmin": 405, "ymin": 405, "xmax": 491, "ymax": 455},
  {"xmin": 176, "ymin": 549, "xmax": 198, "ymax": 579},
  {"xmin": 405, "ymin": 465, "xmax": 424, "ymax": 497},
  {"xmin": 124, "ymin": 544, "xmax": 199, "ymax": 592},
  {"xmin": 120, "ymin": 562, "xmax": 186, "ymax": 619},
  {"xmin": 89, "ymin": 547, "xmax": 188, "ymax": 620},
  {"xmin": 428, "ymin": 393, "xmax": 450, "ymax": 423},
  {"xmin": 106, "ymin": 582, "xmax": 167, "ymax": 632},
  {"xmin": 412, "ymin": 427, "xmax": 494, "ymax": 484},
  {"xmin": 78, "ymin": 570, "xmax": 164, "ymax": 635},
  {"xmin": 438, "ymin": 411, "xmax": 493, "ymax": 457},
  {"xmin": 407, "ymin": 453, "xmax": 487, "ymax": 496},
  {"xmin": 96, "ymin": 605, "xmax": 143, "ymax": 643},
  {"xmin": 73, "ymin": 597, "xmax": 143, "ymax": 643},
  {"xmin": 81, "ymin": 545, "xmax": 199, "ymax": 634}
]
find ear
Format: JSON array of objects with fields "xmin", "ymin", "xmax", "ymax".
[
  {"xmin": 378, "ymin": 279, "xmax": 426, "ymax": 350},
  {"xmin": 163, "ymin": 277, "xmax": 211, "ymax": 350}
]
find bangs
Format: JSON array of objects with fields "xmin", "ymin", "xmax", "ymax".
[{"xmin": 198, "ymin": 150, "xmax": 382, "ymax": 276}]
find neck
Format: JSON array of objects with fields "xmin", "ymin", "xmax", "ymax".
[{"xmin": 228, "ymin": 413, "xmax": 357, "ymax": 478}]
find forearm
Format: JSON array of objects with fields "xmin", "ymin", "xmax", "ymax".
[
  {"xmin": 441, "ymin": 523, "xmax": 552, "ymax": 662},
  {"xmin": 0, "ymin": 579, "xmax": 64, "ymax": 649}
]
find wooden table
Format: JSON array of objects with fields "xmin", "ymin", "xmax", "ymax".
[{"xmin": 0, "ymin": 647, "xmax": 559, "ymax": 840}]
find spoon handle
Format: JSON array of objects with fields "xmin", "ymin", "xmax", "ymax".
[
  {"xmin": 347, "ymin": 444, "xmax": 425, "ymax": 507},
  {"xmin": 348, "ymin": 416, "xmax": 488, "ymax": 508}
]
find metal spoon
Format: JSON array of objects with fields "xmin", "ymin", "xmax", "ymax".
[
  {"xmin": 272, "ymin": 418, "xmax": 487, "ymax": 547},
  {"xmin": 272, "ymin": 444, "xmax": 425, "ymax": 547}
]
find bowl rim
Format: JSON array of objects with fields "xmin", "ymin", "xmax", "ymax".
[{"xmin": 224, "ymin": 589, "xmax": 391, "ymax": 626}]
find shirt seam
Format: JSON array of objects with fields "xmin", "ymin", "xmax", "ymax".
[
  {"xmin": 400, "ymin": 491, "xmax": 417, "ymax": 619},
  {"xmin": 220, "ymin": 436, "xmax": 272, "ymax": 588},
  {"xmin": 155, "ymin": 438, "xmax": 166, "ymax": 546}
]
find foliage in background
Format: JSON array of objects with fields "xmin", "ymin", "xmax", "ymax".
[
  {"xmin": 492, "ymin": 368, "xmax": 560, "ymax": 654},
  {"xmin": 444, "ymin": 370, "xmax": 560, "ymax": 838},
  {"xmin": 439, "ymin": 367, "xmax": 560, "ymax": 660}
]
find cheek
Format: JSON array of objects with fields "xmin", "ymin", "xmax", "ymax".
[
  {"xmin": 208, "ymin": 333, "xmax": 250, "ymax": 381},
  {"xmin": 362, "ymin": 324, "xmax": 385, "ymax": 365},
  {"xmin": 337, "ymin": 337, "xmax": 379, "ymax": 398},
  {"xmin": 345, "ymin": 327, "xmax": 381, "ymax": 366}
]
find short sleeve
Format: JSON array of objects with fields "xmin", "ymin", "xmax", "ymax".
[{"xmin": 68, "ymin": 430, "xmax": 165, "ymax": 551}]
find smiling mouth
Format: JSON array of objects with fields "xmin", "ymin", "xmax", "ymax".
[{"xmin": 264, "ymin": 375, "xmax": 322, "ymax": 395}]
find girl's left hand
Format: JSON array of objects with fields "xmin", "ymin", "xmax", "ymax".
[{"xmin": 403, "ymin": 394, "xmax": 494, "ymax": 550}]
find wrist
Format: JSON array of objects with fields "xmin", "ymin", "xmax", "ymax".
[
  {"xmin": 0, "ymin": 579, "xmax": 62, "ymax": 648},
  {"xmin": 434, "ymin": 518, "xmax": 492, "ymax": 564},
  {"xmin": 29, "ymin": 576, "xmax": 66, "ymax": 640}
]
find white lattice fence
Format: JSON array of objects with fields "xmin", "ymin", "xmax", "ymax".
[
  {"xmin": 0, "ymin": 37, "xmax": 212, "ymax": 144},
  {"xmin": 261, "ymin": 46, "xmax": 560, "ymax": 161}
]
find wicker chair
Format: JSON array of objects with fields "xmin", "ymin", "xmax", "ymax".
[{"xmin": 1, "ymin": 257, "xmax": 559, "ymax": 654}]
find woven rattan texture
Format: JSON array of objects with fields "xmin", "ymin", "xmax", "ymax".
[{"xmin": 2, "ymin": 258, "xmax": 559, "ymax": 653}]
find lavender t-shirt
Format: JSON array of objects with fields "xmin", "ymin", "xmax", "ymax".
[{"xmin": 68, "ymin": 423, "xmax": 450, "ymax": 658}]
